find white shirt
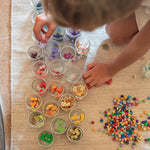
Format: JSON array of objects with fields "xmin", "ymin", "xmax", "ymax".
[{"xmin": 135, "ymin": 0, "xmax": 150, "ymax": 30}]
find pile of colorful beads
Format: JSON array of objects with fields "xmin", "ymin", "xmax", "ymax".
[{"xmin": 100, "ymin": 95, "xmax": 150, "ymax": 150}]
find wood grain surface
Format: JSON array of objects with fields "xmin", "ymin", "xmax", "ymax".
[
  {"xmin": 11, "ymin": 1, "xmax": 150, "ymax": 150},
  {"xmin": 0, "ymin": 0, "xmax": 11, "ymax": 150}
]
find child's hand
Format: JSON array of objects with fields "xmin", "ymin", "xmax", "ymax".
[
  {"xmin": 83, "ymin": 63, "xmax": 113, "ymax": 87},
  {"xmin": 33, "ymin": 13, "xmax": 57, "ymax": 42}
]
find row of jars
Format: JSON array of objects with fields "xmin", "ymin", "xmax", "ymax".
[{"xmin": 27, "ymin": 39, "xmax": 90, "ymax": 63}]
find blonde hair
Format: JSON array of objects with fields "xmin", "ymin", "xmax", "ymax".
[{"xmin": 43, "ymin": 0, "xmax": 142, "ymax": 30}]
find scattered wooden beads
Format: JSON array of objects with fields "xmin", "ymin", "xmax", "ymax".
[{"xmin": 97, "ymin": 95, "xmax": 150, "ymax": 150}]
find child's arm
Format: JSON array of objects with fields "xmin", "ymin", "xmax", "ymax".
[
  {"xmin": 83, "ymin": 20, "xmax": 150, "ymax": 87},
  {"xmin": 109, "ymin": 19, "xmax": 150, "ymax": 76}
]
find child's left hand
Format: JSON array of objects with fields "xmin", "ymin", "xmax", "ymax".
[{"xmin": 83, "ymin": 63, "xmax": 113, "ymax": 87}]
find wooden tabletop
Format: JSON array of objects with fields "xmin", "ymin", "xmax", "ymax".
[
  {"xmin": 3, "ymin": 1, "xmax": 150, "ymax": 150},
  {"xmin": 0, "ymin": 0, "xmax": 11, "ymax": 150}
]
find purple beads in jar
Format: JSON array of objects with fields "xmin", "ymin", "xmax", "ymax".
[{"xmin": 65, "ymin": 28, "xmax": 81, "ymax": 43}]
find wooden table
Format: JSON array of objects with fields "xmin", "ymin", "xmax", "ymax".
[
  {"xmin": 2, "ymin": 1, "xmax": 150, "ymax": 150},
  {"xmin": 0, "ymin": 0, "xmax": 11, "ymax": 150}
]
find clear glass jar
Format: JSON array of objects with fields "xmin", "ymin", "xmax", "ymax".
[
  {"xmin": 66, "ymin": 125, "xmax": 83, "ymax": 143},
  {"xmin": 58, "ymin": 94, "xmax": 76, "ymax": 111},
  {"xmin": 48, "ymin": 81, "xmax": 65, "ymax": 98},
  {"xmin": 30, "ymin": 0, "xmax": 43, "ymax": 12},
  {"xmin": 143, "ymin": 61, "xmax": 150, "ymax": 78},
  {"xmin": 43, "ymin": 101, "xmax": 60, "ymax": 118},
  {"xmin": 65, "ymin": 67, "xmax": 81, "ymax": 83},
  {"xmin": 27, "ymin": 45, "xmax": 43, "ymax": 61},
  {"xmin": 69, "ymin": 108, "xmax": 85, "ymax": 124},
  {"xmin": 74, "ymin": 36, "xmax": 90, "ymax": 57},
  {"xmin": 60, "ymin": 46, "xmax": 76, "ymax": 62},
  {"xmin": 52, "ymin": 27, "xmax": 65, "ymax": 42},
  {"xmin": 32, "ymin": 61, "xmax": 48, "ymax": 78},
  {"xmin": 37, "ymin": 130, "xmax": 54, "ymax": 147},
  {"xmin": 49, "ymin": 60, "xmax": 65, "ymax": 78},
  {"xmin": 71, "ymin": 81, "xmax": 88, "ymax": 100},
  {"xmin": 28, "ymin": 111, "xmax": 44, "ymax": 128},
  {"xmin": 65, "ymin": 28, "xmax": 81, "ymax": 43},
  {"xmin": 50, "ymin": 117, "xmax": 67, "ymax": 134},
  {"xmin": 32, "ymin": 78, "xmax": 47, "ymax": 95},
  {"xmin": 25, "ymin": 93, "xmax": 43, "ymax": 111},
  {"xmin": 32, "ymin": 10, "xmax": 44, "ymax": 23},
  {"xmin": 45, "ymin": 41, "xmax": 60, "ymax": 61}
]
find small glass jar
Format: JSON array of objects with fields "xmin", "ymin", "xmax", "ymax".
[
  {"xmin": 25, "ymin": 93, "xmax": 43, "ymax": 111},
  {"xmin": 32, "ymin": 78, "xmax": 47, "ymax": 95},
  {"xmin": 65, "ymin": 28, "xmax": 81, "ymax": 43},
  {"xmin": 65, "ymin": 67, "xmax": 81, "ymax": 83},
  {"xmin": 49, "ymin": 59, "xmax": 65, "ymax": 78},
  {"xmin": 28, "ymin": 111, "xmax": 44, "ymax": 128},
  {"xmin": 45, "ymin": 41, "xmax": 60, "ymax": 61},
  {"xmin": 32, "ymin": 10, "xmax": 44, "ymax": 23},
  {"xmin": 74, "ymin": 36, "xmax": 90, "ymax": 56},
  {"xmin": 59, "ymin": 94, "xmax": 76, "ymax": 111},
  {"xmin": 32, "ymin": 31, "xmax": 39, "ymax": 43},
  {"xmin": 37, "ymin": 130, "xmax": 54, "ymax": 147},
  {"xmin": 27, "ymin": 45, "xmax": 43, "ymax": 61},
  {"xmin": 43, "ymin": 101, "xmax": 60, "ymax": 118},
  {"xmin": 71, "ymin": 81, "xmax": 88, "ymax": 100},
  {"xmin": 48, "ymin": 81, "xmax": 65, "ymax": 98},
  {"xmin": 69, "ymin": 108, "xmax": 85, "ymax": 124},
  {"xmin": 60, "ymin": 46, "xmax": 76, "ymax": 62},
  {"xmin": 50, "ymin": 117, "xmax": 67, "ymax": 134},
  {"xmin": 30, "ymin": 0, "xmax": 43, "ymax": 12},
  {"xmin": 52, "ymin": 27, "xmax": 65, "ymax": 42},
  {"xmin": 143, "ymin": 61, "xmax": 150, "ymax": 78},
  {"xmin": 66, "ymin": 125, "xmax": 83, "ymax": 143},
  {"xmin": 32, "ymin": 61, "xmax": 48, "ymax": 78}
]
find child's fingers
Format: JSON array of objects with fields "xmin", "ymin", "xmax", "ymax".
[
  {"xmin": 33, "ymin": 23, "xmax": 43, "ymax": 42},
  {"xmin": 87, "ymin": 63, "xmax": 96, "ymax": 70},
  {"xmin": 34, "ymin": 30, "xmax": 42, "ymax": 42},
  {"xmin": 89, "ymin": 80, "xmax": 96, "ymax": 87},
  {"xmin": 83, "ymin": 69, "xmax": 92, "ymax": 79},
  {"xmin": 84, "ymin": 76, "xmax": 93, "ymax": 84},
  {"xmin": 45, "ymin": 26, "xmax": 56, "ymax": 40},
  {"xmin": 95, "ymin": 82, "xmax": 103, "ymax": 87}
]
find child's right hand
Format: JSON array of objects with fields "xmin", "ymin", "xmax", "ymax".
[{"xmin": 33, "ymin": 13, "xmax": 57, "ymax": 42}]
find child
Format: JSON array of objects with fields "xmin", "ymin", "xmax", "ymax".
[{"xmin": 33, "ymin": 0, "xmax": 150, "ymax": 87}]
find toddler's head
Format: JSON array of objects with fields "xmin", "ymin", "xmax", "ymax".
[{"xmin": 43, "ymin": 0, "xmax": 142, "ymax": 30}]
